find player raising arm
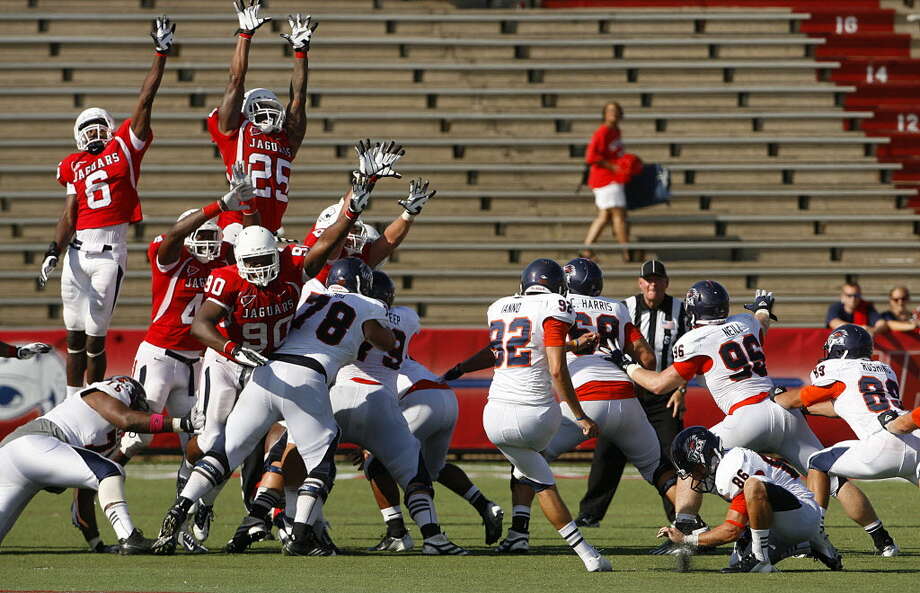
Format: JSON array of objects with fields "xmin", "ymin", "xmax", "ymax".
[
  {"xmin": 40, "ymin": 16, "xmax": 175, "ymax": 398},
  {"xmin": 209, "ymin": 1, "xmax": 318, "ymax": 236}
]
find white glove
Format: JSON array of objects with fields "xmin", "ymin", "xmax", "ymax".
[
  {"xmin": 281, "ymin": 14, "xmax": 318, "ymax": 51},
  {"xmin": 348, "ymin": 171, "xmax": 373, "ymax": 215},
  {"xmin": 220, "ymin": 162, "xmax": 254, "ymax": 211},
  {"xmin": 234, "ymin": 0, "xmax": 271, "ymax": 34},
  {"xmin": 399, "ymin": 178, "xmax": 436, "ymax": 216},
  {"xmin": 355, "ymin": 139, "xmax": 404, "ymax": 180},
  {"xmin": 16, "ymin": 342, "xmax": 52, "ymax": 360},
  {"xmin": 232, "ymin": 345, "xmax": 269, "ymax": 368},
  {"xmin": 38, "ymin": 243, "xmax": 59, "ymax": 289},
  {"xmin": 174, "ymin": 407, "xmax": 205, "ymax": 434},
  {"xmin": 150, "ymin": 15, "xmax": 175, "ymax": 54}
]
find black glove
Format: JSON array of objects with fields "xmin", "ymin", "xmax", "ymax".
[
  {"xmin": 878, "ymin": 409, "xmax": 900, "ymax": 430},
  {"xmin": 744, "ymin": 289, "xmax": 778, "ymax": 321},
  {"xmin": 442, "ymin": 364, "xmax": 464, "ymax": 382},
  {"xmin": 768, "ymin": 385, "xmax": 787, "ymax": 402}
]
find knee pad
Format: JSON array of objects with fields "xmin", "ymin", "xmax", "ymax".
[
  {"xmin": 404, "ymin": 479, "xmax": 435, "ymax": 505},
  {"xmin": 298, "ymin": 477, "xmax": 329, "ymax": 502},
  {"xmin": 515, "ymin": 475, "xmax": 553, "ymax": 493},
  {"xmin": 66, "ymin": 348, "xmax": 85, "ymax": 355},
  {"xmin": 196, "ymin": 451, "xmax": 230, "ymax": 486},
  {"xmin": 656, "ymin": 475, "xmax": 678, "ymax": 498},
  {"xmin": 265, "ymin": 465, "xmax": 284, "ymax": 476},
  {"xmin": 808, "ymin": 448, "xmax": 848, "ymax": 473},
  {"xmin": 86, "ymin": 348, "xmax": 105, "ymax": 358}
]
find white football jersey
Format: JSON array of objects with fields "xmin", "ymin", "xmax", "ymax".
[
  {"xmin": 566, "ymin": 295, "xmax": 633, "ymax": 389},
  {"xmin": 810, "ymin": 357, "xmax": 903, "ymax": 440},
  {"xmin": 487, "ymin": 292, "xmax": 576, "ymax": 406},
  {"xmin": 338, "ymin": 305, "xmax": 421, "ymax": 393},
  {"xmin": 42, "ymin": 377, "xmax": 132, "ymax": 450},
  {"xmin": 672, "ymin": 314, "xmax": 773, "ymax": 414},
  {"xmin": 396, "ymin": 357, "xmax": 443, "ymax": 397},
  {"xmin": 715, "ymin": 447, "xmax": 813, "ymax": 504},
  {"xmin": 275, "ymin": 289, "xmax": 389, "ymax": 379}
]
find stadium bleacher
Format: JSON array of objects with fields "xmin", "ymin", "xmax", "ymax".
[{"xmin": 1, "ymin": 0, "xmax": 917, "ymax": 328}]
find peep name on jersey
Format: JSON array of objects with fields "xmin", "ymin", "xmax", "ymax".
[
  {"xmin": 72, "ymin": 153, "xmax": 122, "ymax": 181},
  {"xmin": 248, "ymin": 137, "xmax": 293, "ymax": 158},
  {"xmin": 570, "ymin": 296, "xmax": 616, "ymax": 312}
]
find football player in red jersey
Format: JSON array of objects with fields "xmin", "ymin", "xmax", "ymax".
[
  {"xmin": 208, "ymin": 1, "xmax": 318, "ymax": 238},
  {"xmin": 39, "ymin": 16, "xmax": 175, "ymax": 398}
]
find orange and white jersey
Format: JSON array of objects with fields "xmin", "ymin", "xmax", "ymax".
[
  {"xmin": 715, "ymin": 447, "xmax": 813, "ymax": 508},
  {"xmin": 672, "ymin": 314, "xmax": 773, "ymax": 415},
  {"xmin": 566, "ymin": 295, "xmax": 640, "ymax": 396},
  {"xmin": 338, "ymin": 305, "xmax": 420, "ymax": 394},
  {"xmin": 808, "ymin": 358, "xmax": 904, "ymax": 440},
  {"xmin": 487, "ymin": 293, "xmax": 575, "ymax": 406}
]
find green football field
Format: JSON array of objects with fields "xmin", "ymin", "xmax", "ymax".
[{"xmin": 1, "ymin": 461, "xmax": 917, "ymax": 593}]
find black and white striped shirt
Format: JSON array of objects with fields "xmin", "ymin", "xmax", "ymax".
[{"xmin": 623, "ymin": 294, "xmax": 688, "ymax": 372}]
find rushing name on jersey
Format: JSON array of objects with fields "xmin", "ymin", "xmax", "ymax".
[
  {"xmin": 807, "ymin": 358, "xmax": 903, "ymax": 440},
  {"xmin": 143, "ymin": 235, "xmax": 232, "ymax": 351},
  {"xmin": 274, "ymin": 290, "xmax": 390, "ymax": 379},
  {"xmin": 487, "ymin": 293, "xmax": 575, "ymax": 406},
  {"xmin": 567, "ymin": 294, "xmax": 643, "ymax": 400},
  {"xmin": 56, "ymin": 119, "xmax": 150, "ymax": 230},
  {"xmin": 207, "ymin": 109, "xmax": 294, "ymax": 233},
  {"xmin": 204, "ymin": 245, "xmax": 308, "ymax": 356},
  {"xmin": 672, "ymin": 314, "xmax": 773, "ymax": 414},
  {"xmin": 338, "ymin": 305, "xmax": 420, "ymax": 394},
  {"xmin": 715, "ymin": 447, "xmax": 814, "ymax": 515}
]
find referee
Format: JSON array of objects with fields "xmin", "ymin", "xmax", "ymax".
[{"xmin": 575, "ymin": 259, "xmax": 688, "ymax": 527}]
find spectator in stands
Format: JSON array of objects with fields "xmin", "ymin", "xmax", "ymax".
[
  {"xmin": 880, "ymin": 286, "xmax": 919, "ymax": 332},
  {"xmin": 580, "ymin": 102, "xmax": 643, "ymax": 262},
  {"xmin": 826, "ymin": 282, "xmax": 887, "ymax": 334}
]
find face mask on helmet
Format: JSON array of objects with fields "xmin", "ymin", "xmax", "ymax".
[
  {"xmin": 185, "ymin": 226, "xmax": 222, "ymax": 262},
  {"xmin": 76, "ymin": 119, "xmax": 113, "ymax": 154},
  {"xmin": 235, "ymin": 227, "xmax": 280, "ymax": 286},
  {"xmin": 344, "ymin": 222, "xmax": 370, "ymax": 255},
  {"xmin": 244, "ymin": 90, "xmax": 285, "ymax": 134}
]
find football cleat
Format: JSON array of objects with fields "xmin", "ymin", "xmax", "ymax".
[
  {"xmin": 118, "ymin": 529, "xmax": 154, "ymax": 555},
  {"xmin": 179, "ymin": 530, "xmax": 209, "ymax": 554},
  {"xmin": 421, "ymin": 533, "xmax": 468, "ymax": 556},
  {"xmin": 481, "ymin": 502, "xmax": 504, "ymax": 545},
  {"xmin": 313, "ymin": 521, "xmax": 341, "ymax": 555},
  {"xmin": 282, "ymin": 530, "xmax": 336, "ymax": 557},
  {"xmin": 496, "ymin": 530, "xmax": 529, "ymax": 554},
  {"xmin": 574, "ymin": 513, "xmax": 602, "ymax": 528},
  {"xmin": 583, "ymin": 552, "xmax": 613, "ymax": 572},
  {"xmin": 720, "ymin": 553, "xmax": 778, "ymax": 573},
  {"xmin": 369, "ymin": 532, "xmax": 414, "ymax": 552},
  {"xmin": 809, "ymin": 528, "xmax": 842, "ymax": 570},
  {"xmin": 151, "ymin": 504, "xmax": 187, "ymax": 555},
  {"xmin": 878, "ymin": 542, "xmax": 900, "ymax": 558},
  {"xmin": 192, "ymin": 504, "xmax": 214, "ymax": 542},
  {"xmin": 224, "ymin": 516, "xmax": 269, "ymax": 554}
]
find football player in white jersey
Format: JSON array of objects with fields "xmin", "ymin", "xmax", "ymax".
[
  {"xmin": 774, "ymin": 324, "xmax": 916, "ymax": 556},
  {"xmin": 443, "ymin": 259, "xmax": 611, "ymax": 572},
  {"xmin": 152, "ymin": 257, "xmax": 395, "ymax": 556},
  {"xmin": 621, "ymin": 280, "xmax": 892, "ymax": 555},
  {"xmin": 349, "ymin": 271, "xmax": 502, "ymax": 552},
  {"xmin": 659, "ymin": 427, "xmax": 842, "ymax": 573},
  {"xmin": 0, "ymin": 376, "xmax": 201, "ymax": 552}
]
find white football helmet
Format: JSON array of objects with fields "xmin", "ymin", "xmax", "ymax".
[
  {"xmin": 243, "ymin": 88, "xmax": 285, "ymax": 134},
  {"xmin": 74, "ymin": 107, "xmax": 115, "ymax": 154},
  {"xmin": 313, "ymin": 200, "xmax": 373, "ymax": 255},
  {"xmin": 235, "ymin": 226, "xmax": 279, "ymax": 286},
  {"xmin": 177, "ymin": 209, "xmax": 223, "ymax": 262}
]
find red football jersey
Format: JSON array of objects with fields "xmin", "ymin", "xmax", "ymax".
[
  {"xmin": 207, "ymin": 109, "xmax": 294, "ymax": 233},
  {"xmin": 205, "ymin": 245, "xmax": 308, "ymax": 356},
  {"xmin": 56, "ymin": 119, "xmax": 151, "ymax": 230},
  {"xmin": 143, "ymin": 236, "xmax": 233, "ymax": 351},
  {"xmin": 302, "ymin": 225, "xmax": 372, "ymax": 285}
]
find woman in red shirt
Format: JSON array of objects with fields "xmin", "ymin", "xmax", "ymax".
[{"xmin": 581, "ymin": 102, "xmax": 642, "ymax": 261}]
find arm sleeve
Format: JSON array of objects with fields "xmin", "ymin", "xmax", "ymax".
[
  {"xmin": 799, "ymin": 382, "xmax": 846, "ymax": 407},
  {"xmin": 728, "ymin": 493, "xmax": 748, "ymax": 517},
  {"xmin": 116, "ymin": 120, "xmax": 151, "ymax": 156},
  {"xmin": 543, "ymin": 318, "xmax": 571, "ymax": 348},
  {"xmin": 56, "ymin": 159, "xmax": 72, "ymax": 188},
  {"xmin": 672, "ymin": 356, "xmax": 712, "ymax": 381},
  {"xmin": 207, "ymin": 108, "xmax": 239, "ymax": 141}
]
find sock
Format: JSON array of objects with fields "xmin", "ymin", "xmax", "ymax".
[
  {"xmin": 199, "ymin": 478, "xmax": 226, "ymax": 506},
  {"xmin": 751, "ymin": 528, "xmax": 771, "ymax": 562},
  {"xmin": 558, "ymin": 521, "xmax": 596, "ymax": 561},
  {"xmin": 462, "ymin": 485, "xmax": 490, "ymax": 514},
  {"xmin": 250, "ymin": 488, "xmax": 282, "ymax": 522},
  {"xmin": 66, "ymin": 385, "xmax": 82, "ymax": 398},
  {"xmin": 675, "ymin": 512, "xmax": 696, "ymax": 524},
  {"xmin": 175, "ymin": 458, "xmax": 194, "ymax": 497},
  {"xmin": 380, "ymin": 506, "xmax": 407, "ymax": 537},
  {"xmin": 511, "ymin": 505, "xmax": 531, "ymax": 534},
  {"xmin": 97, "ymin": 476, "xmax": 135, "ymax": 540},
  {"xmin": 179, "ymin": 471, "xmax": 215, "ymax": 504},
  {"xmin": 284, "ymin": 486, "xmax": 298, "ymax": 522},
  {"xmin": 864, "ymin": 520, "xmax": 892, "ymax": 547},
  {"xmin": 406, "ymin": 491, "xmax": 439, "ymax": 538}
]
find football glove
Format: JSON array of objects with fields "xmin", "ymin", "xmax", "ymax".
[
  {"xmin": 220, "ymin": 162, "xmax": 254, "ymax": 211},
  {"xmin": 234, "ymin": 0, "xmax": 271, "ymax": 35},
  {"xmin": 231, "ymin": 345, "xmax": 269, "ymax": 368},
  {"xmin": 16, "ymin": 342, "xmax": 52, "ymax": 360},
  {"xmin": 744, "ymin": 289, "xmax": 778, "ymax": 321},
  {"xmin": 281, "ymin": 14, "xmax": 318, "ymax": 51},
  {"xmin": 355, "ymin": 139, "xmax": 405, "ymax": 181},
  {"xmin": 877, "ymin": 409, "xmax": 900, "ymax": 431},
  {"xmin": 150, "ymin": 15, "xmax": 176, "ymax": 54},
  {"xmin": 768, "ymin": 384, "xmax": 787, "ymax": 402},
  {"xmin": 176, "ymin": 407, "xmax": 205, "ymax": 434},
  {"xmin": 399, "ymin": 178, "xmax": 436, "ymax": 216},
  {"xmin": 348, "ymin": 171, "xmax": 374, "ymax": 216},
  {"xmin": 38, "ymin": 242, "xmax": 60, "ymax": 289}
]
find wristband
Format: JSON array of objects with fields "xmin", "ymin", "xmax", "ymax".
[
  {"xmin": 239, "ymin": 32, "xmax": 253, "ymax": 39},
  {"xmin": 148, "ymin": 413, "xmax": 166, "ymax": 433},
  {"xmin": 223, "ymin": 340, "xmax": 239, "ymax": 356},
  {"xmin": 684, "ymin": 533, "xmax": 699, "ymax": 548},
  {"xmin": 155, "ymin": 51, "xmax": 169, "ymax": 58},
  {"xmin": 45, "ymin": 241, "xmax": 60, "ymax": 258},
  {"xmin": 400, "ymin": 210, "xmax": 415, "ymax": 221},
  {"xmin": 295, "ymin": 50, "xmax": 308, "ymax": 59},
  {"xmin": 171, "ymin": 418, "xmax": 185, "ymax": 433},
  {"xmin": 202, "ymin": 201, "xmax": 222, "ymax": 218}
]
